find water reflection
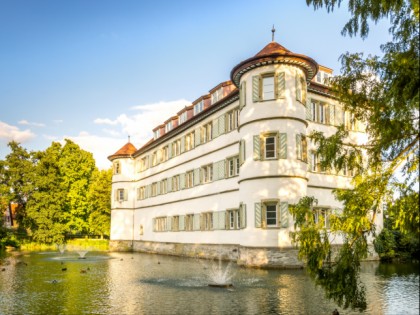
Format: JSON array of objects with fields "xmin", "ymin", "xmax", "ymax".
[{"xmin": 0, "ymin": 251, "xmax": 418, "ymax": 315}]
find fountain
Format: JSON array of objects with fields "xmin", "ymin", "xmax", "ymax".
[
  {"xmin": 77, "ymin": 250, "xmax": 88, "ymax": 259},
  {"xmin": 205, "ymin": 255, "xmax": 234, "ymax": 288}
]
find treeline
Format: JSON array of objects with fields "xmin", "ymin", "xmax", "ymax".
[{"xmin": 0, "ymin": 140, "xmax": 112, "ymax": 246}]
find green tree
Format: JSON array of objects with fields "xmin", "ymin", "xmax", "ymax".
[
  {"xmin": 87, "ymin": 168, "xmax": 112, "ymax": 238},
  {"xmin": 290, "ymin": 0, "xmax": 419, "ymax": 310},
  {"xmin": 25, "ymin": 143, "xmax": 68, "ymax": 244},
  {"xmin": 59, "ymin": 139, "xmax": 96, "ymax": 235}
]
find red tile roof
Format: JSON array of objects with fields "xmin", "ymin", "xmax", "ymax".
[{"xmin": 108, "ymin": 142, "xmax": 137, "ymax": 161}]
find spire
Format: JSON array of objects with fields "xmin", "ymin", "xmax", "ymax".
[
  {"xmin": 128, "ymin": 135, "xmax": 131, "ymax": 143},
  {"xmin": 271, "ymin": 25, "xmax": 276, "ymax": 42}
]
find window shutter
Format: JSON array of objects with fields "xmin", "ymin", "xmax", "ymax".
[
  {"xmin": 252, "ymin": 75, "xmax": 260, "ymax": 102},
  {"xmin": 280, "ymin": 202, "xmax": 289, "ymax": 228},
  {"xmin": 277, "ymin": 72, "xmax": 285, "ymax": 99},
  {"xmin": 240, "ymin": 203, "xmax": 247, "ymax": 229},
  {"xmin": 254, "ymin": 202, "xmax": 262, "ymax": 228},
  {"xmin": 218, "ymin": 115, "xmax": 226, "ymax": 135},
  {"xmin": 253, "ymin": 135, "xmax": 261, "ymax": 160},
  {"xmin": 335, "ymin": 105, "xmax": 344, "ymax": 126},
  {"xmin": 325, "ymin": 104, "xmax": 331, "ymax": 125},
  {"xmin": 167, "ymin": 177, "xmax": 172, "ymax": 193},
  {"xmin": 296, "ymin": 134, "xmax": 302, "ymax": 160},
  {"xmin": 123, "ymin": 189, "xmax": 128, "ymax": 201},
  {"xmin": 152, "ymin": 218, "xmax": 156, "ymax": 232},
  {"xmin": 329, "ymin": 104, "xmax": 335, "ymax": 125},
  {"xmin": 239, "ymin": 139, "xmax": 246, "ymax": 165},
  {"xmin": 212, "ymin": 119, "xmax": 219, "ymax": 138},
  {"xmin": 295, "ymin": 73, "xmax": 301, "ymax": 101},
  {"xmin": 194, "ymin": 128, "xmax": 201, "ymax": 146},
  {"xmin": 212, "ymin": 161, "xmax": 219, "ymax": 181},
  {"xmin": 114, "ymin": 189, "xmax": 118, "ymax": 201},
  {"xmin": 180, "ymin": 137, "xmax": 185, "ymax": 153},
  {"xmin": 193, "ymin": 213, "xmax": 200, "ymax": 231},
  {"xmin": 279, "ymin": 133, "xmax": 287, "ymax": 159},
  {"xmin": 213, "ymin": 211, "xmax": 226, "ymax": 230},
  {"xmin": 306, "ymin": 99, "xmax": 312, "ymax": 120},
  {"xmin": 308, "ymin": 153, "xmax": 312, "ymax": 171},
  {"xmin": 166, "ymin": 217, "xmax": 172, "ymax": 232},
  {"xmin": 157, "ymin": 183, "xmax": 161, "ymax": 195},
  {"xmin": 180, "ymin": 173, "xmax": 185, "ymax": 189},
  {"xmin": 194, "ymin": 168, "xmax": 200, "ymax": 186},
  {"xmin": 179, "ymin": 215, "xmax": 185, "ymax": 231},
  {"xmin": 239, "ymin": 81, "xmax": 246, "ymax": 109},
  {"xmin": 218, "ymin": 160, "xmax": 225, "ymax": 179}
]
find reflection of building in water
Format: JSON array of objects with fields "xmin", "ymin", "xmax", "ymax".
[{"xmin": 108, "ymin": 38, "xmax": 382, "ymax": 267}]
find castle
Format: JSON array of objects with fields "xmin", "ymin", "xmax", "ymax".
[{"xmin": 108, "ymin": 39, "xmax": 380, "ymax": 268}]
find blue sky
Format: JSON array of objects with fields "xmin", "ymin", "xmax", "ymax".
[{"xmin": 0, "ymin": 0, "xmax": 391, "ymax": 169}]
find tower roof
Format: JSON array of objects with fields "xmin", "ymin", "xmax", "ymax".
[
  {"xmin": 108, "ymin": 142, "xmax": 137, "ymax": 161},
  {"xmin": 230, "ymin": 41, "xmax": 318, "ymax": 86}
]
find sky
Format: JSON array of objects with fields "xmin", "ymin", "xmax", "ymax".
[{"xmin": 0, "ymin": 0, "xmax": 392, "ymax": 169}]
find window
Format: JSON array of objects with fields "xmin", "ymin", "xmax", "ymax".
[
  {"xmin": 226, "ymin": 108, "xmax": 239, "ymax": 132},
  {"xmin": 255, "ymin": 200, "xmax": 289, "ymax": 229},
  {"xmin": 154, "ymin": 217, "xmax": 167, "ymax": 232},
  {"xmin": 140, "ymin": 156, "xmax": 149, "ymax": 171},
  {"xmin": 161, "ymin": 146, "xmax": 169, "ymax": 162},
  {"xmin": 185, "ymin": 214, "xmax": 194, "ymax": 231},
  {"xmin": 265, "ymin": 203, "xmax": 277, "ymax": 227},
  {"xmin": 172, "ymin": 216, "xmax": 179, "ymax": 232},
  {"xmin": 153, "ymin": 129, "xmax": 160, "ymax": 140},
  {"xmin": 226, "ymin": 209, "xmax": 240, "ymax": 230},
  {"xmin": 345, "ymin": 111, "xmax": 356, "ymax": 130},
  {"xmin": 185, "ymin": 170, "xmax": 194, "ymax": 189},
  {"xmin": 262, "ymin": 74, "xmax": 275, "ymax": 100},
  {"xmin": 151, "ymin": 151, "xmax": 158, "ymax": 166},
  {"xmin": 227, "ymin": 156, "xmax": 240, "ymax": 177},
  {"xmin": 170, "ymin": 175, "xmax": 179, "ymax": 192},
  {"xmin": 160, "ymin": 179, "xmax": 167, "ymax": 194},
  {"xmin": 165, "ymin": 122, "xmax": 172, "ymax": 133},
  {"xmin": 264, "ymin": 135, "xmax": 277, "ymax": 159},
  {"xmin": 116, "ymin": 188, "xmax": 126, "ymax": 202},
  {"xmin": 179, "ymin": 112, "xmax": 188, "ymax": 124},
  {"xmin": 201, "ymin": 164, "xmax": 213, "ymax": 183},
  {"xmin": 316, "ymin": 71, "xmax": 322, "ymax": 83},
  {"xmin": 296, "ymin": 134, "xmax": 308, "ymax": 162},
  {"xmin": 211, "ymin": 88, "xmax": 223, "ymax": 104},
  {"xmin": 201, "ymin": 212, "xmax": 213, "ymax": 231},
  {"xmin": 172, "ymin": 139, "xmax": 181, "ymax": 157},
  {"xmin": 185, "ymin": 132, "xmax": 195, "ymax": 151},
  {"xmin": 310, "ymin": 151, "xmax": 326, "ymax": 173},
  {"xmin": 193, "ymin": 101, "xmax": 204, "ymax": 115},
  {"xmin": 137, "ymin": 186, "xmax": 146, "ymax": 200},
  {"xmin": 313, "ymin": 208, "xmax": 331, "ymax": 228},
  {"xmin": 151, "ymin": 182, "xmax": 158, "ymax": 197},
  {"xmin": 113, "ymin": 162, "xmax": 120, "ymax": 175},
  {"xmin": 310, "ymin": 100, "xmax": 331, "ymax": 124},
  {"xmin": 201, "ymin": 122, "xmax": 213, "ymax": 143}
]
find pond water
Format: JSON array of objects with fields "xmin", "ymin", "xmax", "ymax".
[{"xmin": 0, "ymin": 251, "xmax": 418, "ymax": 315}]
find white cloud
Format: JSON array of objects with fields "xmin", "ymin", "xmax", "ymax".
[
  {"xmin": 0, "ymin": 121, "xmax": 36, "ymax": 143},
  {"xmin": 94, "ymin": 118, "xmax": 119, "ymax": 125},
  {"xmin": 18, "ymin": 120, "xmax": 46, "ymax": 127},
  {"xmin": 53, "ymin": 119, "xmax": 63, "ymax": 124}
]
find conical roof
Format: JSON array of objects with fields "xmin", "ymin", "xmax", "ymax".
[
  {"xmin": 230, "ymin": 41, "xmax": 318, "ymax": 86},
  {"xmin": 108, "ymin": 142, "xmax": 137, "ymax": 161}
]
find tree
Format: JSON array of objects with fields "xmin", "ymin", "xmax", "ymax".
[
  {"xmin": 87, "ymin": 168, "xmax": 112, "ymax": 238},
  {"xmin": 290, "ymin": 0, "xmax": 419, "ymax": 310}
]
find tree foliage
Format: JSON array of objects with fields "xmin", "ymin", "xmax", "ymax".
[
  {"xmin": 291, "ymin": 0, "xmax": 419, "ymax": 310},
  {"xmin": 0, "ymin": 140, "xmax": 111, "ymax": 244}
]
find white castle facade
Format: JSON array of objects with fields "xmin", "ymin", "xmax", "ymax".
[{"xmin": 108, "ymin": 40, "xmax": 381, "ymax": 268}]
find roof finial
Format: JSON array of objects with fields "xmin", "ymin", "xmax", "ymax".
[
  {"xmin": 128, "ymin": 135, "xmax": 131, "ymax": 143},
  {"xmin": 271, "ymin": 25, "xmax": 276, "ymax": 42}
]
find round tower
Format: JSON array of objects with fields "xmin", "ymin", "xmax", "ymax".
[{"xmin": 231, "ymin": 41, "xmax": 318, "ymax": 248}]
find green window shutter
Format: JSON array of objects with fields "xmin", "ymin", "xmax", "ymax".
[
  {"xmin": 218, "ymin": 115, "xmax": 226, "ymax": 135},
  {"xmin": 212, "ymin": 161, "xmax": 219, "ymax": 181},
  {"xmin": 180, "ymin": 173, "xmax": 185, "ymax": 189},
  {"xmin": 167, "ymin": 177, "xmax": 172, "ymax": 193},
  {"xmin": 253, "ymin": 135, "xmax": 261, "ymax": 160},
  {"xmin": 239, "ymin": 139, "xmax": 246, "ymax": 165},
  {"xmin": 296, "ymin": 134, "xmax": 302, "ymax": 160},
  {"xmin": 329, "ymin": 104, "xmax": 335, "ymax": 125},
  {"xmin": 255, "ymin": 202, "xmax": 262, "ymax": 228},
  {"xmin": 166, "ymin": 217, "xmax": 172, "ymax": 232},
  {"xmin": 193, "ymin": 213, "xmax": 200, "ymax": 231},
  {"xmin": 325, "ymin": 104, "xmax": 331, "ymax": 125},
  {"xmin": 295, "ymin": 73, "xmax": 300, "ymax": 101},
  {"xmin": 280, "ymin": 202, "xmax": 289, "ymax": 228},
  {"xmin": 336, "ymin": 105, "xmax": 344, "ymax": 126},
  {"xmin": 279, "ymin": 133, "xmax": 287, "ymax": 159},
  {"xmin": 306, "ymin": 99, "xmax": 312, "ymax": 120},
  {"xmin": 123, "ymin": 189, "xmax": 128, "ymax": 201},
  {"xmin": 179, "ymin": 215, "xmax": 185, "ymax": 231},
  {"xmin": 168, "ymin": 145, "xmax": 172, "ymax": 159},
  {"xmin": 152, "ymin": 218, "xmax": 156, "ymax": 232},
  {"xmin": 180, "ymin": 137, "xmax": 185, "ymax": 153},
  {"xmin": 212, "ymin": 119, "xmax": 219, "ymax": 138},
  {"xmin": 213, "ymin": 211, "xmax": 219, "ymax": 229},
  {"xmin": 218, "ymin": 160, "xmax": 225, "ymax": 179},
  {"xmin": 156, "ymin": 183, "xmax": 160, "ymax": 195},
  {"xmin": 252, "ymin": 75, "xmax": 260, "ymax": 102},
  {"xmin": 277, "ymin": 72, "xmax": 285, "ymax": 99},
  {"xmin": 219, "ymin": 211, "xmax": 226, "ymax": 230},
  {"xmin": 194, "ymin": 168, "xmax": 200, "ymax": 186},
  {"xmin": 239, "ymin": 81, "xmax": 246, "ymax": 109},
  {"xmin": 240, "ymin": 203, "xmax": 247, "ymax": 229},
  {"xmin": 195, "ymin": 128, "xmax": 201, "ymax": 146},
  {"xmin": 308, "ymin": 153, "xmax": 312, "ymax": 171}
]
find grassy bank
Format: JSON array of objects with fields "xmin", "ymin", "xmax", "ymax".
[{"xmin": 19, "ymin": 239, "xmax": 109, "ymax": 251}]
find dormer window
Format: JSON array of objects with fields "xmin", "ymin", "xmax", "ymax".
[
  {"xmin": 193, "ymin": 101, "xmax": 204, "ymax": 115},
  {"xmin": 211, "ymin": 88, "xmax": 223, "ymax": 104},
  {"xmin": 179, "ymin": 112, "xmax": 188, "ymax": 124},
  {"xmin": 165, "ymin": 122, "xmax": 172, "ymax": 133},
  {"xmin": 153, "ymin": 129, "xmax": 160, "ymax": 140},
  {"xmin": 316, "ymin": 72, "xmax": 322, "ymax": 83}
]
